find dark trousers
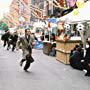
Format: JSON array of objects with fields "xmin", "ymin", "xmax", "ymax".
[
  {"xmin": 7, "ymin": 41, "xmax": 16, "ymax": 51},
  {"xmin": 21, "ymin": 59, "xmax": 31, "ymax": 70},
  {"xmin": 3, "ymin": 40, "xmax": 8, "ymax": 47},
  {"xmin": 83, "ymin": 59, "xmax": 90, "ymax": 75},
  {"xmin": 12, "ymin": 42, "xmax": 16, "ymax": 51}
]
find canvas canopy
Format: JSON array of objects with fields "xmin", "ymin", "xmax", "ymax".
[{"xmin": 59, "ymin": 1, "xmax": 90, "ymax": 22}]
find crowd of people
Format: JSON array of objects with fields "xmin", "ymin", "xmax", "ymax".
[
  {"xmin": 1, "ymin": 30, "xmax": 18, "ymax": 51},
  {"xmin": 69, "ymin": 42, "xmax": 90, "ymax": 76},
  {"xmin": 1, "ymin": 29, "xmax": 36, "ymax": 72}
]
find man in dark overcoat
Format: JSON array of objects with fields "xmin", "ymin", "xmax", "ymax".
[{"xmin": 17, "ymin": 29, "xmax": 35, "ymax": 71}]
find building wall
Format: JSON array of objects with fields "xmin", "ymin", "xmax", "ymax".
[
  {"xmin": 30, "ymin": 0, "xmax": 44, "ymax": 19},
  {"xmin": 3, "ymin": 0, "xmax": 69, "ymax": 27},
  {"xmin": 9, "ymin": 0, "xmax": 20, "ymax": 26}
]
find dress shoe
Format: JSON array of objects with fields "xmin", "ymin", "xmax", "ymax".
[
  {"xmin": 24, "ymin": 69, "xmax": 28, "ymax": 72},
  {"xmin": 85, "ymin": 73, "xmax": 90, "ymax": 76}
]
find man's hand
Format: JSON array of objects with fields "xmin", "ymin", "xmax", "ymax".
[
  {"xmin": 81, "ymin": 60, "xmax": 84, "ymax": 62},
  {"xmin": 88, "ymin": 63, "xmax": 90, "ymax": 66}
]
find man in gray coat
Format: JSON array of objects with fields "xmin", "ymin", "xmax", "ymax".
[{"xmin": 17, "ymin": 29, "xmax": 35, "ymax": 71}]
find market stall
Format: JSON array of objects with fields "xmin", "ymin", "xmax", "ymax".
[
  {"xmin": 59, "ymin": 1, "xmax": 90, "ymax": 22},
  {"xmin": 55, "ymin": 1, "xmax": 90, "ymax": 64},
  {"xmin": 56, "ymin": 39, "xmax": 81, "ymax": 64},
  {"xmin": 43, "ymin": 18, "xmax": 57, "ymax": 56},
  {"xmin": 43, "ymin": 41, "xmax": 56, "ymax": 55}
]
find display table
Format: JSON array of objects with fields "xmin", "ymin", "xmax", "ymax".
[
  {"xmin": 43, "ymin": 41, "xmax": 56, "ymax": 55},
  {"xmin": 56, "ymin": 39, "xmax": 81, "ymax": 64}
]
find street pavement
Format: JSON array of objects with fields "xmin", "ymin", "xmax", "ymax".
[{"xmin": 0, "ymin": 42, "xmax": 90, "ymax": 90}]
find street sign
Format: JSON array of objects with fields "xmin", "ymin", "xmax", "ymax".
[{"xmin": 48, "ymin": 18, "xmax": 57, "ymax": 23}]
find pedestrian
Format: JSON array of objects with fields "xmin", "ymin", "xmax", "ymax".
[
  {"xmin": 84, "ymin": 42, "xmax": 90, "ymax": 76},
  {"xmin": 1, "ymin": 30, "xmax": 11, "ymax": 47},
  {"xmin": 69, "ymin": 47, "xmax": 84, "ymax": 70},
  {"xmin": 7, "ymin": 31, "xmax": 18, "ymax": 51},
  {"xmin": 17, "ymin": 29, "xmax": 35, "ymax": 72}
]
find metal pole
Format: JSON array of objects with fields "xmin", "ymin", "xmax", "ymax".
[
  {"xmin": 28, "ymin": 0, "xmax": 31, "ymax": 23},
  {"xmin": 51, "ymin": 0, "xmax": 53, "ymax": 14}
]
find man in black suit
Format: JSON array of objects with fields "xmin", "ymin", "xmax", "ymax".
[
  {"xmin": 7, "ymin": 31, "xmax": 18, "ymax": 51},
  {"xmin": 1, "ymin": 30, "xmax": 11, "ymax": 47},
  {"xmin": 84, "ymin": 42, "xmax": 90, "ymax": 76}
]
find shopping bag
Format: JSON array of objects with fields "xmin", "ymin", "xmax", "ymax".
[{"xmin": 26, "ymin": 54, "xmax": 34, "ymax": 63}]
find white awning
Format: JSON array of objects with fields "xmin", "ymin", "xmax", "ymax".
[{"xmin": 59, "ymin": 1, "xmax": 90, "ymax": 22}]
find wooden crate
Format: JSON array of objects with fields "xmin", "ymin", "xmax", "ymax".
[
  {"xmin": 43, "ymin": 42, "xmax": 52, "ymax": 55},
  {"xmin": 56, "ymin": 40, "xmax": 81, "ymax": 64},
  {"xmin": 56, "ymin": 50, "xmax": 70, "ymax": 64}
]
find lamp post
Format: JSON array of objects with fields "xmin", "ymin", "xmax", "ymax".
[{"xmin": 48, "ymin": 0, "xmax": 53, "ymax": 15}]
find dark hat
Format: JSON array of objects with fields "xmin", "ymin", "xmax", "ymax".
[
  {"xmin": 25, "ymin": 28, "xmax": 30, "ymax": 32},
  {"xmin": 75, "ymin": 44, "xmax": 79, "ymax": 48}
]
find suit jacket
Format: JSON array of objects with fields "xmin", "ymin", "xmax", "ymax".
[
  {"xmin": 85, "ymin": 47, "xmax": 90, "ymax": 63},
  {"xmin": 17, "ymin": 34, "xmax": 34, "ymax": 51}
]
